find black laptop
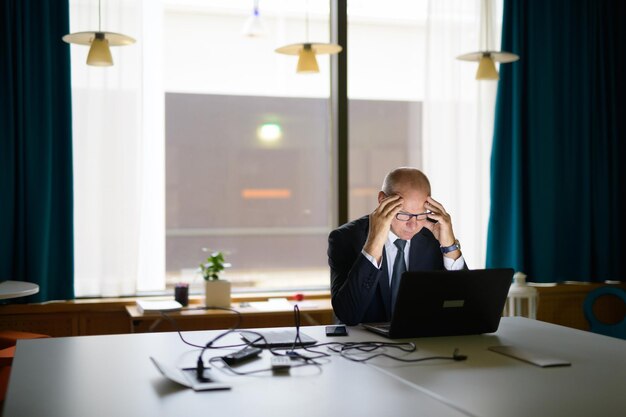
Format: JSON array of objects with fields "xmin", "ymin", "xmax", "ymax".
[
  {"xmin": 239, "ymin": 329, "xmax": 317, "ymax": 347},
  {"xmin": 362, "ymin": 268, "xmax": 513, "ymax": 338}
]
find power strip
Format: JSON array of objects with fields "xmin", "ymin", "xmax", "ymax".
[{"xmin": 222, "ymin": 347, "xmax": 262, "ymax": 365}]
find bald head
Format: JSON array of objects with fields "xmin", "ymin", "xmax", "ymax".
[{"xmin": 382, "ymin": 167, "xmax": 431, "ymax": 196}]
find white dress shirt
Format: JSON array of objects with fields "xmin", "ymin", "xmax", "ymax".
[{"xmin": 362, "ymin": 230, "xmax": 466, "ymax": 285}]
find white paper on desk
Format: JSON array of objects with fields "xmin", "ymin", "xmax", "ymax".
[
  {"xmin": 249, "ymin": 298, "xmax": 293, "ymax": 311},
  {"xmin": 137, "ymin": 300, "xmax": 182, "ymax": 313},
  {"xmin": 150, "ymin": 357, "xmax": 192, "ymax": 387},
  {"xmin": 149, "ymin": 357, "xmax": 230, "ymax": 391}
]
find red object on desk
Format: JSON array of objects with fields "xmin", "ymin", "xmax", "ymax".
[{"xmin": 294, "ymin": 293, "xmax": 304, "ymax": 301}]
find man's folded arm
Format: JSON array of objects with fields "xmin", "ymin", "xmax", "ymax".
[{"xmin": 328, "ymin": 230, "xmax": 380, "ymax": 326}]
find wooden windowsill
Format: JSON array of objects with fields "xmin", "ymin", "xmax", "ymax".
[
  {"xmin": 0, "ymin": 290, "xmax": 334, "ymax": 337},
  {"xmin": 0, "ymin": 290, "xmax": 332, "ymax": 314}
]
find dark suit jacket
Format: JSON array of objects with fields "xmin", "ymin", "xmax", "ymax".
[{"xmin": 328, "ymin": 215, "xmax": 449, "ymax": 325}]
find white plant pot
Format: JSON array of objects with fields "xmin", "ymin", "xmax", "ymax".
[{"xmin": 204, "ymin": 279, "xmax": 231, "ymax": 308}]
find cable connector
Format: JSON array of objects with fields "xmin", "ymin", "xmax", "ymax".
[
  {"xmin": 452, "ymin": 348, "xmax": 467, "ymax": 361},
  {"xmin": 196, "ymin": 357, "xmax": 211, "ymax": 382},
  {"xmin": 271, "ymin": 356, "xmax": 292, "ymax": 371}
]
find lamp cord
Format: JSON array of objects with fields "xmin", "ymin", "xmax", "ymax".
[
  {"xmin": 305, "ymin": 0, "xmax": 309, "ymax": 42},
  {"xmin": 485, "ymin": 0, "xmax": 491, "ymax": 51}
]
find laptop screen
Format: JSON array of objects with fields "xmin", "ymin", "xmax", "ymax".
[{"xmin": 366, "ymin": 268, "xmax": 513, "ymax": 338}]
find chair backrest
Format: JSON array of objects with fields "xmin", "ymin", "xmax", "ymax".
[{"xmin": 583, "ymin": 286, "xmax": 626, "ymax": 340}]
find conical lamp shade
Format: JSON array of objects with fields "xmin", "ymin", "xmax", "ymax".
[
  {"xmin": 87, "ymin": 35, "xmax": 113, "ymax": 66},
  {"xmin": 297, "ymin": 46, "xmax": 319, "ymax": 73},
  {"xmin": 476, "ymin": 55, "xmax": 498, "ymax": 80},
  {"xmin": 242, "ymin": 10, "xmax": 265, "ymax": 37}
]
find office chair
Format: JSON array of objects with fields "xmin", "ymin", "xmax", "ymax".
[
  {"xmin": 0, "ymin": 330, "xmax": 50, "ymax": 401},
  {"xmin": 583, "ymin": 286, "xmax": 626, "ymax": 340}
]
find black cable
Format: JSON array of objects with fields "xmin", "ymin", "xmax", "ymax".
[
  {"xmin": 327, "ymin": 341, "xmax": 417, "ymax": 354},
  {"xmin": 206, "ymin": 305, "xmax": 324, "ymax": 376},
  {"xmin": 299, "ymin": 344, "xmax": 332, "ymax": 361},
  {"xmin": 168, "ymin": 304, "xmax": 465, "ymax": 381},
  {"xmin": 191, "ymin": 305, "xmax": 324, "ymax": 380},
  {"xmin": 160, "ymin": 306, "xmax": 247, "ymax": 349},
  {"xmin": 192, "ymin": 306, "xmax": 261, "ymax": 381},
  {"xmin": 270, "ymin": 341, "xmax": 333, "ymax": 361},
  {"xmin": 289, "ymin": 304, "xmax": 302, "ymax": 352},
  {"xmin": 265, "ymin": 305, "xmax": 327, "ymax": 364},
  {"xmin": 327, "ymin": 342, "xmax": 466, "ymax": 363},
  {"xmin": 159, "ymin": 306, "xmax": 249, "ymax": 382},
  {"xmin": 208, "ymin": 356, "xmax": 317, "ymax": 376}
]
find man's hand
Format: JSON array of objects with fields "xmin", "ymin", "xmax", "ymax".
[
  {"xmin": 422, "ymin": 196, "xmax": 457, "ymax": 250},
  {"xmin": 363, "ymin": 194, "xmax": 403, "ymax": 263}
]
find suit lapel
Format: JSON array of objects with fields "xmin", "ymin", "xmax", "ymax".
[
  {"xmin": 409, "ymin": 229, "xmax": 441, "ymax": 270},
  {"xmin": 363, "ymin": 216, "xmax": 393, "ymax": 318},
  {"xmin": 409, "ymin": 232, "xmax": 424, "ymax": 267}
]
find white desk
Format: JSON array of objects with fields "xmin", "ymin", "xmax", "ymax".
[
  {"xmin": 0, "ymin": 280, "xmax": 39, "ymax": 300},
  {"xmin": 4, "ymin": 318, "xmax": 626, "ymax": 417}
]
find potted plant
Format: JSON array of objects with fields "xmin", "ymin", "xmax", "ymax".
[{"xmin": 200, "ymin": 250, "xmax": 231, "ymax": 308}]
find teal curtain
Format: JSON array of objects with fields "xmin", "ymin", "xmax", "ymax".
[
  {"xmin": 486, "ymin": 0, "xmax": 626, "ymax": 282},
  {"xmin": 0, "ymin": 0, "xmax": 74, "ymax": 301}
]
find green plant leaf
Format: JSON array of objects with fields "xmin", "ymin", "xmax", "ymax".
[{"xmin": 200, "ymin": 250, "xmax": 228, "ymax": 280}]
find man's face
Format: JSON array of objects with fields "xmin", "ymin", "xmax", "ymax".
[{"xmin": 383, "ymin": 187, "xmax": 430, "ymax": 241}]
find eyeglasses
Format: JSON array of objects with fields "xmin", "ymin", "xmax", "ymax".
[{"xmin": 395, "ymin": 211, "xmax": 432, "ymax": 222}]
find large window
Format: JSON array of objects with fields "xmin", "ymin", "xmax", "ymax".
[
  {"xmin": 71, "ymin": 0, "xmax": 492, "ymax": 297},
  {"xmin": 165, "ymin": 95, "xmax": 425, "ymax": 291},
  {"xmin": 347, "ymin": 0, "xmax": 428, "ymax": 218},
  {"xmin": 165, "ymin": 93, "xmax": 332, "ymax": 291},
  {"xmin": 164, "ymin": 1, "xmax": 431, "ymax": 292},
  {"xmin": 163, "ymin": 1, "xmax": 333, "ymax": 291}
]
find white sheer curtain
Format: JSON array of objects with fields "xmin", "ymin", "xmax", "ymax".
[
  {"xmin": 423, "ymin": 0, "xmax": 501, "ymax": 268},
  {"xmin": 70, "ymin": 0, "xmax": 165, "ymax": 296}
]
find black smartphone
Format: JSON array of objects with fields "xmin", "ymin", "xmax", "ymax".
[{"xmin": 325, "ymin": 325, "xmax": 348, "ymax": 337}]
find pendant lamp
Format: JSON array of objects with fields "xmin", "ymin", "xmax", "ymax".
[
  {"xmin": 242, "ymin": 0, "xmax": 266, "ymax": 37},
  {"xmin": 275, "ymin": 4, "xmax": 342, "ymax": 74},
  {"xmin": 457, "ymin": 0, "xmax": 518, "ymax": 80},
  {"xmin": 62, "ymin": 0, "xmax": 135, "ymax": 67}
]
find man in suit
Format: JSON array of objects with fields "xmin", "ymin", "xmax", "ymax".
[{"xmin": 328, "ymin": 167, "xmax": 465, "ymax": 325}]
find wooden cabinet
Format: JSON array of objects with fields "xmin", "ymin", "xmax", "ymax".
[
  {"xmin": 535, "ymin": 282, "xmax": 626, "ymax": 331},
  {"xmin": 0, "ymin": 297, "xmax": 334, "ymax": 337},
  {"xmin": 1, "ymin": 284, "xmax": 624, "ymax": 337},
  {"xmin": 0, "ymin": 302, "xmax": 131, "ymax": 337}
]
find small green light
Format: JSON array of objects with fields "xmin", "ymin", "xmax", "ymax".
[{"xmin": 257, "ymin": 123, "xmax": 282, "ymax": 143}]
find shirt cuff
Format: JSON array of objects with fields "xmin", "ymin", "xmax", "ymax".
[
  {"xmin": 443, "ymin": 255, "xmax": 465, "ymax": 270},
  {"xmin": 361, "ymin": 249, "xmax": 381, "ymax": 269}
]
